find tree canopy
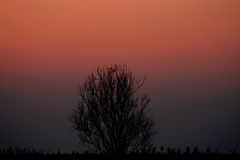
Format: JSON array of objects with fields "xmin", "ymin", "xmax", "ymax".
[{"xmin": 69, "ymin": 64, "xmax": 156, "ymax": 154}]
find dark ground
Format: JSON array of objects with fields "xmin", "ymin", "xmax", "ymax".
[
  {"xmin": 1, "ymin": 147, "xmax": 239, "ymax": 160},
  {"xmin": 1, "ymin": 153, "xmax": 240, "ymax": 160}
]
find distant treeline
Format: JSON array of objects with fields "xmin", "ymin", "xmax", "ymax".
[
  {"xmin": 0, "ymin": 145, "xmax": 239, "ymax": 155},
  {"xmin": 0, "ymin": 146, "xmax": 239, "ymax": 160}
]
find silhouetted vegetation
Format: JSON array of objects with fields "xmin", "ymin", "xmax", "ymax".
[
  {"xmin": 69, "ymin": 64, "xmax": 156, "ymax": 154},
  {"xmin": 0, "ymin": 146, "xmax": 239, "ymax": 160}
]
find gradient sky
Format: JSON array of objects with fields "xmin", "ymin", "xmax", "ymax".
[{"xmin": 0, "ymin": 0, "xmax": 240, "ymax": 152}]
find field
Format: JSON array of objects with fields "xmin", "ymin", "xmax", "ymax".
[{"xmin": 1, "ymin": 148, "xmax": 239, "ymax": 160}]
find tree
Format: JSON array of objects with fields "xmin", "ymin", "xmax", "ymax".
[{"xmin": 69, "ymin": 64, "xmax": 156, "ymax": 154}]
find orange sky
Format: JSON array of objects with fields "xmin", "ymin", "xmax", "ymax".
[
  {"xmin": 0, "ymin": 0, "xmax": 240, "ymax": 151},
  {"xmin": 0, "ymin": 0, "xmax": 240, "ymax": 90}
]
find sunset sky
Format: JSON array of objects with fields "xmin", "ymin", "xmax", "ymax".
[{"xmin": 0, "ymin": 0, "xmax": 240, "ymax": 152}]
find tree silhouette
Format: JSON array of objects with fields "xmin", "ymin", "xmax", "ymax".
[{"xmin": 69, "ymin": 64, "xmax": 156, "ymax": 154}]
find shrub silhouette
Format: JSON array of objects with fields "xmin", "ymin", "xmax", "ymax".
[{"xmin": 69, "ymin": 64, "xmax": 156, "ymax": 154}]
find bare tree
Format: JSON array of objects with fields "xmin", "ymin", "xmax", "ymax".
[{"xmin": 69, "ymin": 64, "xmax": 156, "ymax": 154}]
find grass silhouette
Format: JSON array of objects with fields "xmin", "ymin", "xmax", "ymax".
[{"xmin": 0, "ymin": 146, "xmax": 239, "ymax": 160}]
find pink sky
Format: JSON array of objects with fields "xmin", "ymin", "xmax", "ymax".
[
  {"xmin": 0, "ymin": 0, "xmax": 240, "ymax": 151},
  {"xmin": 1, "ymin": 0, "xmax": 239, "ymax": 76}
]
